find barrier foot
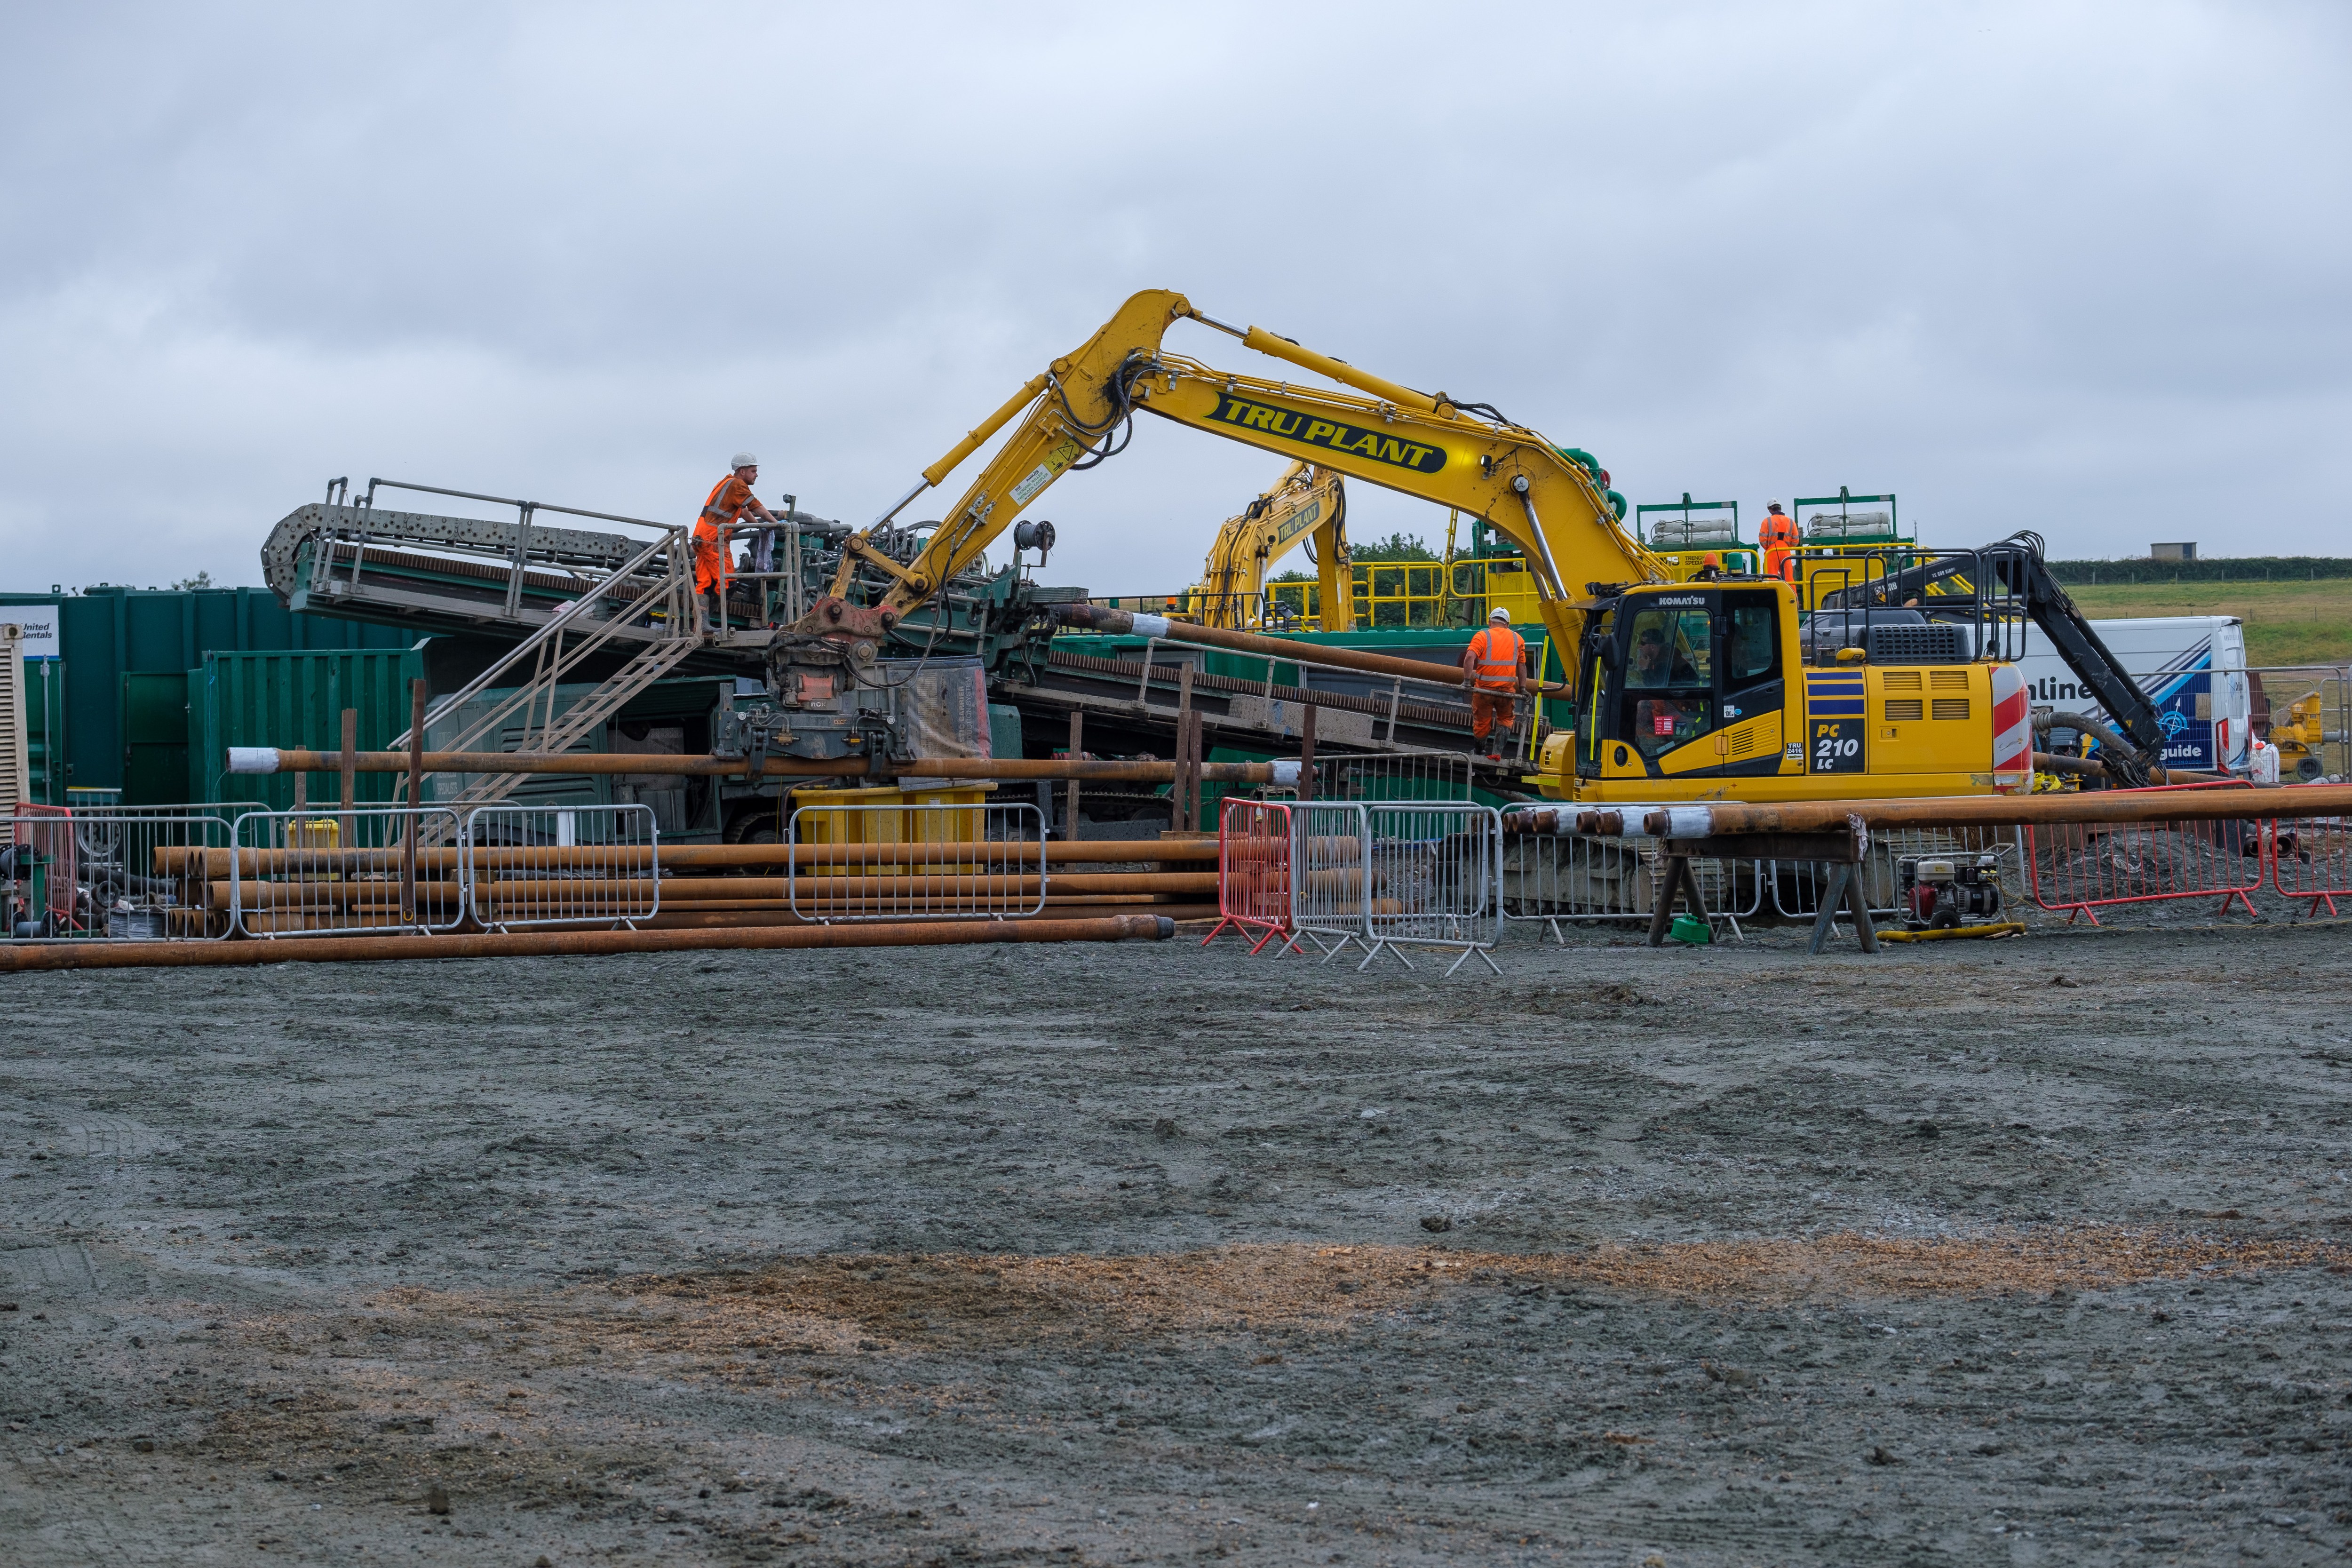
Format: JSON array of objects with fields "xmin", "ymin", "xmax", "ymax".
[
  {"xmin": 1245, "ymin": 923, "xmax": 1302, "ymax": 957},
  {"xmin": 2218, "ymin": 889, "xmax": 2262, "ymax": 920},
  {"xmin": 1201, "ymin": 916, "xmax": 1243, "ymax": 947},
  {"xmin": 1443, "ymin": 945, "xmax": 1503, "ymax": 978},
  {"xmin": 1297, "ymin": 930, "xmax": 1359, "ymax": 963},
  {"xmin": 1543, "ymin": 916, "xmax": 1567, "ymax": 947},
  {"xmin": 1356, "ymin": 939, "xmax": 1414, "ymax": 973}
]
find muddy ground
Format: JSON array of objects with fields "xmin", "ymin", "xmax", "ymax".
[{"xmin": 4, "ymin": 915, "xmax": 2352, "ymax": 1566}]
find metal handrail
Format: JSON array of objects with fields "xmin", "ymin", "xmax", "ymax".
[
  {"xmin": 386, "ymin": 525, "xmax": 688, "ymax": 751},
  {"xmin": 359, "ymin": 478, "xmax": 675, "ymax": 534}
]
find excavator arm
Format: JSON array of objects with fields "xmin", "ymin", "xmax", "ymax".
[
  {"xmin": 1819, "ymin": 531, "xmax": 2171, "ymax": 785},
  {"xmin": 803, "ymin": 289, "xmax": 1662, "ymax": 663},
  {"xmin": 1188, "ymin": 462, "xmax": 1351, "ymax": 630}
]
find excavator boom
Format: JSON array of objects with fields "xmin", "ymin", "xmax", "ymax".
[
  {"xmin": 812, "ymin": 289, "xmax": 1662, "ymax": 664},
  {"xmin": 1187, "ymin": 462, "xmax": 1351, "ymax": 629}
]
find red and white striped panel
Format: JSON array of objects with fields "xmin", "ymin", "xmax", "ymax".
[{"xmin": 1990, "ymin": 663, "xmax": 2032, "ymax": 792}]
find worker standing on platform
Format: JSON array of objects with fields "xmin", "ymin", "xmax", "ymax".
[
  {"xmin": 1759, "ymin": 501, "xmax": 1799, "ymax": 583},
  {"xmin": 696, "ymin": 454, "xmax": 779, "ymax": 631},
  {"xmin": 1462, "ymin": 606, "xmax": 1530, "ymax": 760}
]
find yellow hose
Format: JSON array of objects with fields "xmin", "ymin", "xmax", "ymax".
[{"xmin": 1878, "ymin": 921, "xmax": 2027, "ymax": 943}]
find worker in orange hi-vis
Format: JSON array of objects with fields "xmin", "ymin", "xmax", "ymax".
[
  {"xmin": 1758, "ymin": 501, "xmax": 1800, "ymax": 583},
  {"xmin": 1461, "ymin": 606, "xmax": 1530, "ymax": 760},
  {"xmin": 695, "ymin": 453, "xmax": 779, "ymax": 631}
]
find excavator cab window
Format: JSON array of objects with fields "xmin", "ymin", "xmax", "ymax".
[
  {"xmin": 1623, "ymin": 607, "xmax": 1712, "ymax": 758},
  {"xmin": 1727, "ymin": 602, "xmax": 1778, "ymax": 685}
]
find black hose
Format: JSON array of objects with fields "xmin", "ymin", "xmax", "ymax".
[{"xmin": 2036, "ymin": 709, "xmax": 2158, "ymax": 788}]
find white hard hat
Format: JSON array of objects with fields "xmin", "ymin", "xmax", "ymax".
[
  {"xmin": 731, "ymin": 452, "xmax": 759, "ymax": 471},
  {"xmin": 1489, "ymin": 606, "xmax": 1510, "ymax": 623},
  {"xmin": 1767, "ymin": 499, "xmax": 1784, "ymax": 509}
]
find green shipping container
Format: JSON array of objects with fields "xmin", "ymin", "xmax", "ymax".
[
  {"xmin": 0, "ymin": 586, "xmax": 412, "ymax": 796},
  {"xmin": 191, "ymin": 649, "xmax": 428, "ymax": 813}
]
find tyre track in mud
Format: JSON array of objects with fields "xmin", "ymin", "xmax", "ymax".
[{"xmin": 1, "ymin": 925, "xmax": 2350, "ymax": 1563}]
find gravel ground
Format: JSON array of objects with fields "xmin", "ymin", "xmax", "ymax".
[{"xmin": 4, "ymin": 917, "xmax": 2352, "ymax": 1566}]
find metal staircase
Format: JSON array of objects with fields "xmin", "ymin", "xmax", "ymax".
[
  {"xmin": 263, "ymin": 478, "xmax": 774, "ymax": 821},
  {"xmin": 390, "ymin": 525, "xmax": 707, "ymax": 818}
]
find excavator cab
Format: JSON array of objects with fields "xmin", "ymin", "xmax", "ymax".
[{"xmin": 1571, "ymin": 582, "xmax": 1804, "ymax": 788}]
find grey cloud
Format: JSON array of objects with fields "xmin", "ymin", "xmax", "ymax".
[{"xmin": 1, "ymin": 0, "xmax": 2345, "ymax": 597}]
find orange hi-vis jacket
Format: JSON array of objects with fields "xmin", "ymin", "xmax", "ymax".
[
  {"xmin": 1759, "ymin": 511, "xmax": 1800, "ymax": 582},
  {"xmin": 1466, "ymin": 624, "xmax": 1526, "ymax": 692},
  {"xmin": 695, "ymin": 474, "xmax": 754, "ymax": 592}
]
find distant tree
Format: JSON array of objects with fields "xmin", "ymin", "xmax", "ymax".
[
  {"xmin": 171, "ymin": 571, "xmax": 215, "ymax": 591},
  {"xmin": 1350, "ymin": 532, "xmax": 1439, "ymax": 563}
]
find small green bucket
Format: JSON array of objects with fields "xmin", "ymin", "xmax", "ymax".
[{"xmin": 1668, "ymin": 913, "xmax": 1713, "ymax": 945}]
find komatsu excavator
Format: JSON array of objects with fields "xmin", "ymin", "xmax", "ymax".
[
  {"xmin": 783, "ymin": 289, "xmax": 2058, "ymax": 805},
  {"xmin": 1181, "ymin": 462, "xmax": 1351, "ymax": 630}
]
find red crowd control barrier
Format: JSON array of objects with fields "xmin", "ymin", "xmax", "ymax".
[
  {"xmin": 2271, "ymin": 811, "xmax": 2352, "ymax": 916},
  {"xmin": 2025, "ymin": 780, "xmax": 2266, "ymax": 925},
  {"xmin": 1206, "ymin": 798, "xmax": 1297, "ymax": 954}
]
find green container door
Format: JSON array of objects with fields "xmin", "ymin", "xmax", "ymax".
[
  {"xmin": 120, "ymin": 672, "xmax": 191, "ymax": 806},
  {"xmin": 192, "ymin": 649, "xmax": 427, "ymax": 812}
]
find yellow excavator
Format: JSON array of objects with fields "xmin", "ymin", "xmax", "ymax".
[
  {"xmin": 795, "ymin": 288, "xmax": 2038, "ymax": 804},
  {"xmin": 1180, "ymin": 462, "xmax": 1351, "ymax": 630}
]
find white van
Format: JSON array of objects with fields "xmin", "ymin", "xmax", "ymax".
[{"xmin": 2012, "ymin": 615, "xmax": 2250, "ymax": 773}]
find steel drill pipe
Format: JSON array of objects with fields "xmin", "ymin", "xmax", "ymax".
[
  {"xmin": 642, "ymin": 892, "xmax": 1196, "ymax": 913},
  {"xmin": 1639, "ymin": 781, "xmax": 2352, "ymax": 838},
  {"xmin": 206, "ymin": 881, "xmax": 465, "ymax": 912},
  {"xmin": 636, "ymin": 905, "xmax": 1219, "ymax": 930},
  {"xmin": 660, "ymin": 839, "xmax": 1223, "ymax": 867},
  {"xmin": 674, "ymin": 871, "xmax": 1218, "ymax": 897},
  {"xmin": 176, "ymin": 847, "xmax": 465, "ymax": 877},
  {"xmin": 1051, "ymin": 602, "xmax": 1569, "ymax": 696},
  {"xmin": 236, "ymin": 748, "xmax": 1296, "ymax": 786},
  {"xmin": 177, "ymin": 841, "xmax": 1221, "ymax": 878},
  {"xmin": 0, "ymin": 915, "xmax": 1174, "ymax": 972}
]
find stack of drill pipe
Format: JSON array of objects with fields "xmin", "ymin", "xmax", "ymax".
[
  {"xmin": 168, "ymin": 834, "xmax": 1229, "ymax": 931},
  {"xmin": 200, "ymin": 863, "xmax": 1220, "ymax": 927}
]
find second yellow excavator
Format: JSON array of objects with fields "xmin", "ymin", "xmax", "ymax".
[{"xmin": 1180, "ymin": 462, "xmax": 1352, "ymax": 630}]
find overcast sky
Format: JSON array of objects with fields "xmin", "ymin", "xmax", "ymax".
[{"xmin": 3, "ymin": 1, "xmax": 2346, "ymax": 601}]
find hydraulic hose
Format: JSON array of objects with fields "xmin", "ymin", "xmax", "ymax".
[{"xmin": 2036, "ymin": 709, "xmax": 2161, "ymax": 788}]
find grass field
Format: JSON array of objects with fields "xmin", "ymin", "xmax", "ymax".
[{"xmin": 2067, "ymin": 578, "xmax": 2352, "ymax": 667}]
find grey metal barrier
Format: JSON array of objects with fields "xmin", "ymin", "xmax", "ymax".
[
  {"xmin": 230, "ymin": 806, "xmax": 469, "ymax": 939},
  {"xmin": 786, "ymin": 800, "xmax": 1046, "ymax": 923},
  {"xmin": 1361, "ymin": 801, "xmax": 1504, "ymax": 976},
  {"xmin": 5, "ymin": 804, "xmax": 237, "ymax": 941},
  {"xmin": 464, "ymin": 803, "xmax": 660, "ymax": 931},
  {"xmin": 1769, "ymin": 826, "xmax": 2019, "ymax": 923},
  {"xmin": 1289, "ymin": 802, "xmax": 1371, "ymax": 961},
  {"xmin": 1314, "ymin": 749, "xmax": 1475, "ymax": 804},
  {"xmin": 1498, "ymin": 807, "xmax": 1763, "ymax": 942}
]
